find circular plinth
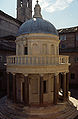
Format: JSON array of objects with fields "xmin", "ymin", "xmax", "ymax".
[{"xmin": 0, "ymin": 97, "xmax": 78, "ymax": 119}]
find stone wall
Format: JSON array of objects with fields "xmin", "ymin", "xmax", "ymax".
[
  {"xmin": 0, "ymin": 11, "xmax": 21, "ymax": 37},
  {"xmin": 60, "ymin": 52, "xmax": 78, "ymax": 87}
]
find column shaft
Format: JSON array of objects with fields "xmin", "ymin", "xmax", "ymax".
[
  {"xmin": 24, "ymin": 76, "xmax": 29, "ymax": 105},
  {"xmin": 54, "ymin": 73, "xmax": 59, "ymax": 104},
  {"xmin": 40, "ymin": 75, "xmax": 43, "ymax": 104},
  {"xmin": 63, "ymin": 73, "xmax": 66, "ymax": 101},
  {"xmin": 13, "ymin": 74, "xmax": 16, "ymax": 102},
  {"xmin": 66, "ymin": 73, "xmax": 69, "ymax": 100}
]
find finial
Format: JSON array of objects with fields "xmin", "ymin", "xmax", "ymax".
[
  {"xmin": 33, "ymin": 0, "xmax": 42, "ymax": 18},
  {"xmin": 36, "ymin": 0, "xmax": 39, "ymax": 4}
]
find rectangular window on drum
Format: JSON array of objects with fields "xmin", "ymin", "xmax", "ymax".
[
  {"xmin": 24, "ymin": 47, "xmax": 28, "ymax": 55},
  {"xmin": 43, "ymin": 80, "xmax": 47, "ymax": 93}
]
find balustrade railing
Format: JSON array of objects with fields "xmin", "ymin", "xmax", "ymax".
[{"xmin": 7, "ymin": 55, "xmax": 69, "ymax": 66}]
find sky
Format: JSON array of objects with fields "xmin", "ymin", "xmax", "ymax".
[{"xmin": 0, "ymin": 0, "xmax": 78, "ymax": 29}]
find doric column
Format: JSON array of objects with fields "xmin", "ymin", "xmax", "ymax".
[
  {"xmin": 54, "ymin": 73, "xmax": 59, "ymax": 104},
  {"xmin": 24, "ymin": 74, "xmax": 29, "ymax": 105},
  {"xmin": 7, "ymin": 72, "xmax": 10, "ymax": 98},
  {"xmin": 66, "ymin": 73, "xmax": 69, "ymax": 100},
  {"xmin": 63, "ymin": 72, "xmax": 67, "ymax": 101},
  {"xmin": 13, "ymin": 73, "xmax": 16, "ymax": 103},
  {"xmin": 40, "ymin": 74, "xmax": 43, "ymax": 105}
]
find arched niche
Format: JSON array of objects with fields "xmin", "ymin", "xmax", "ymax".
[
  {"xmin": 42, "ymin": 44, "xmax": 47, "ymax": 55},
  {"xmin": 50, "ymin": 44, "xmax": 55, "ymax": 55},
  {"xmin": 32, "ymin": 43, "xmax": 39, "ymax": 55}
]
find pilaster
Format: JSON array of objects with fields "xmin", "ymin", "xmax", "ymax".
[{"xmin": 40, "ymin": 74, "xmax": 43, "ymax": 105}]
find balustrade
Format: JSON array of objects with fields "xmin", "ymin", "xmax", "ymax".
[{"xmin": 7, "ymin": 55, "xmax": 69, "ymax": 66}]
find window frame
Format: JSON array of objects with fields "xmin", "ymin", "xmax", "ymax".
[{"xmin": 60, "ymin": 34, "xmax": 66, "ymax": 41}]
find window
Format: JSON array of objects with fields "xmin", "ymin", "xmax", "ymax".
[
  {"xmin": 75, "ymin": 57, "xmax": 78, "ymax": 62},
  {"xmin": 27, "ymin": 2, "xmax": 29, "ymax": 7},
  {"xmin": 60, "ymin": 34, "xmax": 66, "ymax": 41},
  {"xmin": 76, "ymin": 33, "xmax": 78, "ymax": 41},
  {"xmin": 43, "ymin": 80, "xmax": 47, "ymax": 93},
  {"xmin": 61, "ymin": 44, "xmax": 65, "ymax": 49},
  {"xmin": 20, "ymin": 0, "xmax": 23, "ymax": 7},
  {"xmin": 24, "ymin": 47, "xmax": 28, "ymax": 55},
  {"xmin": 71, "ymin": 73, "xmax": 75, "ymax": 79}
]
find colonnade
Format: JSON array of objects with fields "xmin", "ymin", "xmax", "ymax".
[{"xmin": 7, "ymin": 72, "xmax": 69, "ymax": 105}]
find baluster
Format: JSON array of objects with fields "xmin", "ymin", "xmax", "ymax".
[
  {"xmin": 30, "ymin": 57, "xmax": 31, "ymax": 64},
  {"xmin": 68, "ymin": 57, "xmax": 69, "ymax": 63},
  {"xmin": 38, "ymin": 57, "xmax": 40, "ymax": 65},
  {"xmin": 25, "ymin": 56, "xmax": 26, "ymax": 64},
  {"xmin": 54, "ymin": 56, "xmax": 55, "ymax": 64},
  {"xmin": 36, "ymin": 57, "xmax": 38, "ymax": 65},
  {"xmin": 19, "ymin": 57, "xmax": 20, "ymax": 64},
  {"xmin": 28, "ymin": 57, "xmax": 30, "ymax": 65},
  {"xmin": 9, "ymin": 58, "xmax": 11, "ymax": 64},
  {"xmin": 12, "ymin": 57, "xmax": 13, "ymax": 64},
  {"xmin": 18, "ymin": 57, "xmax": 19, "ymax": 64},
  {"xmin": 40, "ymin": 57, "xmax": 41, "ymax": 65},
  {"xmin": 32, "ymin": 57, "xmax": 33, "ymax": 64},
  {"xmin": 34, "ymin": 57, "xmax": 36, "ymax": 65},
  {"xmin": 26, "ymin": 57, "xmax": 28, "ymax": 64},
  {"xmin": 46, "ymin": 56, "xmax": 47, "ymax": 65},
  {"xmin": 15, "ymin": 57, "xmax": 18, "ymax": 64},
  {"xmin": 59, "ymin": 57, "xmax": 61, "ymax": 64},
  {"xmin": 44, "ymin": 56, "xmax": 46, "ymax": 65}
]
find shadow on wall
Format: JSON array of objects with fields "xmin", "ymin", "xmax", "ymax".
[{"xmin": 0, "ymin": 71, "xmax": 7, "ymax": 98}]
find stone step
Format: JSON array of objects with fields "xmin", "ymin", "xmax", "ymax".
[
  {"xmin": 57, "ymin": 108, "xmax": 78, "ymax": 119},
  {"xmin": 67, "ymin": 111, "xmax": 78, "ymax": 119}
]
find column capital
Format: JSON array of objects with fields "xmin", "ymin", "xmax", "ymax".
[
  {"xmin": 63, "ymin": 72, "xmax": 67, "ymax": 75},
  {"xmin": 12, "ymin": 73, "xmax": 16, "ymax": 76},
  {"xmin": 54, "ymin": 72, "xmax": 59, "ymax": 77},
  {"xmin": 24, "ymin": 74, "xmax": 28, "ymax": 77},
  {"xmin": 40, "ymin": 74, "xmax": 44, "ymax": 77},
  {"xmin": 7, "ymin": 72, "xmax": 10, "ymax": 75}
]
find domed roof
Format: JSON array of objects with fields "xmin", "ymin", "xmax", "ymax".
[
  {"xmin": 17, "ymin": 1, "xmax": 58, "ymax": 36},
  {"xmin": 17, "ymin": 18, "xmax": 58, "ymax": 36}
]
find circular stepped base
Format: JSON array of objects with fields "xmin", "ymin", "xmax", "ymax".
[{"xmin": 0, "ymin": 97, "xmax": 78, "ymax": 119}]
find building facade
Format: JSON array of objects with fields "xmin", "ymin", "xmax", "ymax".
[
  {"xmin": 58, "ymin": 27, "xmax": 78, "ymax": 88},
  {"xmin": 17, "ymin": 0, "xmax": 32, "ymax": 22},
  {"xmin": 0, "ymin": 0, "xmax": 32, "ymax": 97}
]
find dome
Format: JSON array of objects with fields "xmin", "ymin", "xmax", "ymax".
[
  {"xmin": 17, "ymin": 2, "xmax": 58, "ymax": 36},
  {"xmin": 17, "ymin": 18, "xmax": 58, "ymax": 36}
]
